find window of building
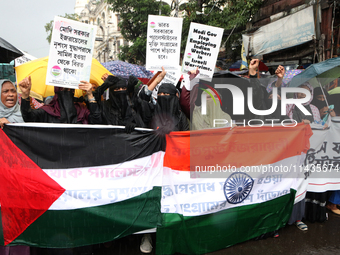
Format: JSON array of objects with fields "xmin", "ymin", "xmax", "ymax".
[
  {"xmin": 116, "ymin": 14, "xmax": 121, "ymax": 31},
  {"xmin": 117, "ymin": 40, "xmax": 121, "ymax": 53},
  {"xmin": 102, "ymin": 12, "xmax": 105, "ymax": 24}
]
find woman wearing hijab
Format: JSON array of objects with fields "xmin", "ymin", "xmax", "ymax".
[
  {"xmin": 0, "ymin": 79, "xmax": 30, "ymax": 254},
  {"xmin": 89, "ymin": 74, "xmax": 146, "ymax": 133},
  {"xmin": 18, "ymin": 76, "xmax": 97, "ymax": 124},
  {"xmin": 191, "ymin": 88, "xmax": 231, "ymax": 130},
  {"xmin": 0, "ymin": 79, "xmax": 24, "ymax": 129},
  {"xmin": 137, "ymin": 68, "xmax": 188, "ymax": 253},
  {"xmin": 285, "ymin": 82, "xmax": 321, "ymax": 231},
  {"xmin": 286, "ymin": 82, "xmax": 321, "ymax": 124},
  {"xmin": 311, "ymin": 87, "xmax": 335, "ymax": 124},
  {"xmin": 138, "ymin": 67, "xmax": 189, "ymax": 134}
]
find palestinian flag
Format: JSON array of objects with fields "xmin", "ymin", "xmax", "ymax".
[
  {"xmin": 156, "ymin": 123, "xmax": 312, "ymax": 254},
  {"xmin": 0, "ymin": 123, "xmax": 312, "ymax": 255},
  {"xmin": 1, "ymin": 123, "xmax": 163, "ymax": 248}
]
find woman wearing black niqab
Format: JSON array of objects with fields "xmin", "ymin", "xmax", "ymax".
[
  {"xmin": 152, "ymin": 83, "xmax": 189, "ymax": 132},
  {"xmin": 19, "ymin": 77, "xmax": 93, "ymax": 124},
  {"xmin": 91, "ymin": 75, "xmax": 146, "ymax": 133}
]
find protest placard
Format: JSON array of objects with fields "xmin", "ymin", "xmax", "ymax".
[
  {"xmin": 146, "ymin": 15, "xmax": 182, "ymax": 71},
  {"xmin": 46, "ymin": 16, "xmax": 97, "ymax": 89},
  {"xmin": 152, "ymin": 66, "xmax": 182, "ymax": 99},
  {"xmin": 182, "ymin": 23, "xmax": 223, "ymax": 80}
]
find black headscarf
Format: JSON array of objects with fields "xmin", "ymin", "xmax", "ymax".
[
  {"xmin": 40, "ymin": 87, "xmax": 90, "ymax": 124},
  {"xmin": 96, "ymin": 75, "xmax": 145, "ymax": 128},
  {"xmin": 108, "ymin": 77, "xmax": 129, "ymax": 118},
  {"xmin": 156, "ymin": 83, "xmax": 180, "ymax": 117},
  {"xmin": 311, "ymin": 87, "xmax": 329, "ymax": 106},
  {"xmin": 152, "ymin": 83, "xmax": 188, "ymax": 132}
]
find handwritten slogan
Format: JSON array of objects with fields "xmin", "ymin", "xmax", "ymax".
[
  {"xmin": 182, "ymin": 23, "xmax": 223, "ymax": 80},
  {"xmin": 146, "ymin": 15, "xmax": 182, "ymax": 71},
  {"xmin": 46, "ymin": 16, "xmax": 97, "ymax": 89}
]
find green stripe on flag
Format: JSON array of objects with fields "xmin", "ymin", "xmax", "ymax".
[
  {"xmin": 156, "ymin": 190, "xmax": 296, "ymax": 255},
  {"xmin": 3, "ymin": 187, "xmax": 161, "ymax": 248}
]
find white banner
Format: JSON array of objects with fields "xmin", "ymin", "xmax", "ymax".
[
  {"xmin": 161, "ymin": 155, "xmax": 305, "ymax": 217},
  {"xmin": 146, "ymin": 15, "xmax": 182, "ymax": 71},
  {"xmin": 181, "ymin": 23, "xmax": 223, "ymax": 80},
  {"xmin": 14, "ymin": 52, "xmax": 37, "ymax": 67},
  {"xmin": 46, "ymin": 16, "xmax": 97, "ymax": 89},
  {"xmin": 46, "ymin": 152, "xmax": 163, "ymax": 210},
  {"xmin": 306, "ymin": 118, "xmax": 340, "ymax": 192}
]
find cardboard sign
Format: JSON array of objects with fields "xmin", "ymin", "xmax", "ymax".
[
  {"xmin": 46, "ymin": 16, "xmax": 97, "ymax": 88},
  {"xmin": 152, "ymin": 66, "xmax": 182, "ymax": 99},
  {"xmin": 182, "ymin": 23, "xmax": 223, "ymax": 80},
  {"xmin": 146, "ymin": 15, "xmax": 182, "ymax": 71}
]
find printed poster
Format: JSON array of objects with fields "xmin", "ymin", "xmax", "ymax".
[
  {"xmin": 146, "ymin": 15, "xmax": 182, "ymax": 71},
  {"xmin": 46, "ymin": 16, "xmax": 97, "ymax": 88},
  {"xmin": 182, "ymin": 23, "xmax": 223, "ymax": 80}
]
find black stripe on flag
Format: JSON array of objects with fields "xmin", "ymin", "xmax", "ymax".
[{"xmin": 4, "ymin": 124, "xmax": 164, "ymax": 169}]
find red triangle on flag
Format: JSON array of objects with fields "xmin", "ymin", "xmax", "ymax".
[{"xmin": 0, "ymin": 129, "xmax": 65, "ymax": 245}]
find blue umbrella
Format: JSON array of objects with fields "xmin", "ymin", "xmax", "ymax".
[
  {"xmin": 289, "ymin": 57, "xmax": 340, "ymax": 88},
  {"xmin": 101, "ymin": 60, "xmax": 153, "ymax": 78}
]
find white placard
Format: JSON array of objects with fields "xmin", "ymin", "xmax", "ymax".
[
  {"xmin": 152, "ymin": 66, "xmax": 182, "ymax": 99},
  {"xmin": 181, "ymin": 23, "xmax": 223, "ymax": 80},
  {"xmin": 46, "ymin": 16, "xmax": 97, "ymax": 88},
  {"xmin": 146, "ymin": 15, "xmax": 182, "ymax": 71},
  {"xmin": 15, "ymin": 53, "xmax": 37, "ymax": 67}
]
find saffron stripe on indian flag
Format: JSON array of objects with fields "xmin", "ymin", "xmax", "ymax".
[{"xmin": 164, "ymin": 123, "xmax": 312, "ymax": 171}]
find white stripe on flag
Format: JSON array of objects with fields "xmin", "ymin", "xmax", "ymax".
[
  {"xmin": 161, "ymin": 154, "xmax": 306, "ymax": 216},
  {"xmin": 45, "ymin": 152, "xmax": 164, "ymax": 210}
]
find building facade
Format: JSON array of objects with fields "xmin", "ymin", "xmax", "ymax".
[
  {"xmin": 245, "ymin": 0, "xmax": 339, "ymax": 65},
  {"xmin": 74, "ymin": 0, "xmax": 125, "ymax": 63},
  {"xmin": 74, "ymin": 0, "xmax": 189, "ymax": 63}
]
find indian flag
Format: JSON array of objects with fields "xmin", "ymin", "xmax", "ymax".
[
  {"xmin": 156, "ymin": 124, "xmax": 312, "ymax": 254},
  {"xmin": 0, "ymin": 123, "xmax": 312, "ymax": 255}
]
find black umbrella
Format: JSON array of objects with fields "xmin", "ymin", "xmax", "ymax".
[{"xmin": 0, "ymin": 37, "xmax": 23, "ymax": 63}]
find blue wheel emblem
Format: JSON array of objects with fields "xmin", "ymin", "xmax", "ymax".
[{"xmin": 224, "ymin": 172, "xmax": 254, "ymax": 204}]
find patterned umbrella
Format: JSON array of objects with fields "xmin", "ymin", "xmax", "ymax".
[
  {"xmin": 289, "ymin": 57, "xmax": 340, "ymax": 88},
  {"xmin": 101, "ymin": 60, "xmax": 153, "ymax": 78},
  {"xmin": 283, "ymin": 69, "xmax": 303, "ymax": 85},
  {"xmin": 266, "ymin": 69, "xmax": 303, "ymax": 93}
]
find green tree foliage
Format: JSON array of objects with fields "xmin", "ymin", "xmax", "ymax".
[
  {"xmin": 45, "ymin": 13, "xmax": 79, "ymax": 44},
  {"xmin": 107, "ymin": 0, "xmax": 171, "ymax": 64},
  {"xmin": 180, "ymin": 0, "xmax": 262, "ymax": 60},
  {"xmin": 107, "ymin": 0, "xmax": 262, "ymax": 64}
]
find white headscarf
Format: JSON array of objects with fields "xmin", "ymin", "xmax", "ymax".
[
  {"xmin": 0, "ymin": 79, "xmax": 24, "ymax": 123},
  {"xmin": 192, "ymin": 89, "xmax": 231, "ymax": 130},
  {"xmin": 286, "ymin": 82, "xmax": 320, "ymax": 121}
]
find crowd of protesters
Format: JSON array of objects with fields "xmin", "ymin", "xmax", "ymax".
[{"xmin": 1, "ymin": 57, "xmax": 340, "ymax": 254}]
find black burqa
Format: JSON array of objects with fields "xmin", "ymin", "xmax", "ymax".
[
  {"xmin": 92, "ymin": 75, "xmax": 146, "ymax": 131},
  {"xmin": 21, "ymin": 87, "xmax": 90, "ymax": 124},
  {"xmin": 152, "ymin": 83, "xmax": 189, "ymax": 133}
]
